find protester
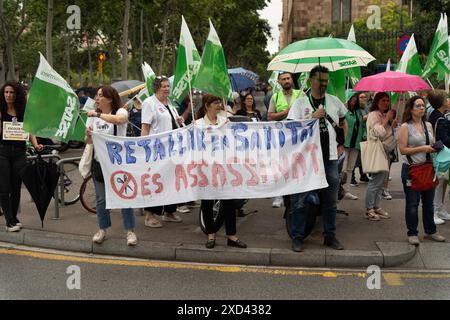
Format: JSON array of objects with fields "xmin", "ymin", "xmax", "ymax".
[
  {"xmin": 287, "ymin": 65, "xmax": 346, "ymax": 252},
  {"xmin": 141, "ymin": 76, "xmax": 184, "ymax": 228},
  {"xmin": 351, "ymin": 92, "xmax": 370, "ymax": 185},
  {"xmin": 398, "ymin": 96, "xmax": 445, "ymax": 245},
  {"xmin": 341, "ymin": 90, "xmax": 364, "ymax": 200},
  {"xmin": 236, "ymin": 93, "xmax": 262, "ymax": 121},
  {"xmin": 364, "ymin": 92, "xmax": 395, "ymax": 221},
  {"xmin": 127, "ymin": 96, "xmax": 142, "ymax": 137},
  {"xmin": 268, "ymin": 72, "xmax": 302, "ymax": 208},
  {"xmin": 196, "ymin": 93, "xmax": 247, "ymax": 249},
  {"xmin": 0, "ymin": 82, "xmax": 43, "ymax": 232},
  {"xmin": 85, "ymin": 86, "xmax": 137, "ymax": 246},
  {"xmin": 428, "ymin": 90, "xmax": 450, "ymax": 224}
]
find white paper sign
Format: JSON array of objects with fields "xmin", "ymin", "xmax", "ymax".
[{"xmin": 2, "ymin": 122, "xmax": 29, "ymax": 141}]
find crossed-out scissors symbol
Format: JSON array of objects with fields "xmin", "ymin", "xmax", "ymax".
[{"xmin": 116, "ymin": 175, "xmax": 134, "ymax": 194}]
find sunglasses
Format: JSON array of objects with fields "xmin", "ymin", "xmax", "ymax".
[{"xmin": 155, "ymin": 75, "xmax": 168, "ymax": 80}]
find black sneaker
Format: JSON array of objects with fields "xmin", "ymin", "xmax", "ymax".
[
  {"xmin": 350, "ymin": 177, "xmax": 359, "ymax": 187},
  {"xmin": 324, "ymin": 235, "xmax": 344, "ymax": 250},
  {"xmin": 359, "ymin": 174, "xmax": 369, "ymax": 183},
  {"xmin": 292, "ymin": 237, "xmax": 303, "ymax": 252}
]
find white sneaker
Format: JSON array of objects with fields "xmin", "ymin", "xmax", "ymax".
[
  {"xmin": 126, "ymin": 231, "xmax": 138, "ymax": 246},
  {"xmin": 437, "ymin": 210, "xmax": 450, "ymax": 221},
  {"xmin": 434, "ymin": 215, "xmax": 445, "ymax": 225},
  {"xmin": 176, "ymin": 205, "xmax": 191, "ymax": 214},
  {"xmin": 272, "ymin": 197, "xmax": 283, "ymax": 208},
  {"xmin": 344, "ymin": 192, "xmax": 358, "ymax": 200},
  {"xmin": 162, "ymin": 213, "xmax": 183, "ymax": 223},
  {"xmin": 382, "ymin": 189, "xmax": 392, "ymax": 200},
  {"xmin": 5, "ymin": 225, "xmax": 20, "ymax": 232},
  {"xmin": 92, "ymin": 230, "xmax": 106, "ymax": 244}
]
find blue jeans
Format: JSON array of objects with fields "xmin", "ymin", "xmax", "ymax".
[
  {"xmin": 291, "ymin": 160, "xmax": 339, "ymax": 240},
  {"xmin": 93, "ymin": 178, "xmax": 136, "ymax": 230},
  {"xmin": 401, "ymin": 164, "xmax": 436, "ymax": 236}
]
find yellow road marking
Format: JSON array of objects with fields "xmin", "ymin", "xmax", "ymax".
[
  {"xmin": 383, "ymin": 273, "xmax": 405, "ymax": 286},
  {"xmin": 2, "ymin": 248, "xmax": 450, "ymax": 283}
]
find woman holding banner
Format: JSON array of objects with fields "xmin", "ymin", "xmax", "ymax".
[
  {"xmin": 85, "ymin": 86, "xmax": 138, "ymax": 246},
  {"xmin": 141, "ymin": 76, "xmax": 185, "ymax": 228},
  {"xmin": 196, "ymin": 93, "xmax": 247, "ymax": 249},
  {"xmin": 236, "ymin": 93, "xmax": 262, "ymax": 121},
  {"xmin": 0, "ymin": 81, "xmax": 43, "ymax": 232}
]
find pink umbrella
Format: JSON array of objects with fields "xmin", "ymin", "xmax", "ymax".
[{"xmin": 353, "ymin": 71, "xmax": 431, "ymax": 92}]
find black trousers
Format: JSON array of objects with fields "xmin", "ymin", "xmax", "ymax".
[
  {"xmin": 144, "ymin": 204, "xmax": 177, "ymax": 215},
  {"xmin": 201, "ymin": 199, "xmax": 236, "ymax": 236},
  {"xmin": 0, "ymin": 145, "xmax": 27, "ymax": 226}
]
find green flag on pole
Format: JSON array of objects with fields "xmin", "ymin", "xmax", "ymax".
[
  {"xmin": 171, "ymin": 16, "xmax": 201, "ymax": 104},
  {"xmin": 268, "ymin": 71, "xmax": 283, "ymax": 93},
  {"xmin": 327, "ymin": 70, "xmax": 347, "ymax": 103},
  {"xmin": 345, "ymin": 24, "xmax": 361, "ymax": 87},
  {"xmin": 193, "ymin": 19, "xmax": 233, "ymax": 101},
  {"xmin": 397, "ymin": 34, "xmax": 422, "ymax": 76},
  {"xmin": 142, "ymin": 61, "xmax": 156, "ymax": 96},
  {"xmin": 24, "ymin": 53, "xmax": 85, "ymax": 143},
  {"xmin": 422, "ymin": 13, "xmax": 450, "ymax": 80}
]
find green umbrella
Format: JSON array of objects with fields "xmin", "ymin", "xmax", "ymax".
[{"xmin": 268, "ymin": 37, "xmax": 375, "ymax": 73}]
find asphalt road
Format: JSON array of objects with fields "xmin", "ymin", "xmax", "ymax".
[{"xmin": 1, "ymin": 245, "xmax": 450, "ymax": 301}]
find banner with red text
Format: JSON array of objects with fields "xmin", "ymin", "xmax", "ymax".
[{"xmin": 91, "ymin": 120, "xmax": 328, "ymax": 209}]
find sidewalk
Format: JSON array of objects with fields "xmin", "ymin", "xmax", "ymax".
[{"xmin": 1, "ymin": 160, "xmax": 450, "ymax": 269}]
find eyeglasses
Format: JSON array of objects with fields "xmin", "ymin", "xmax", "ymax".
[{"xmin": 413, "ymin": 104, "xmax": 425, "ymax": 109}]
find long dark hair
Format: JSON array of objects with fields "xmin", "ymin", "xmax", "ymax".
[
  {"xmin": 370, "ymin": 92, "xmax": 390, "ymax": 112},
  {"xmin": 402, "ymin": 96, "xmax": 427, "ymax": 123},
  {"xmin": 0, "ymin": 81, "xmax": 27, "ymax": 119},
  {"xmin": 195, "ymin": 93, "xmax": 222, "ymax": 120},
  {"xmin": 97, "ymin": 85, "xmax": 121, "ymax": 113},
  {"xmin": 240, "ymin": 93, "xmax": 255, "ymax": 112},
  {"xmin": 348, "ymin": 92, "xmax": 361, "ymax": 112}
]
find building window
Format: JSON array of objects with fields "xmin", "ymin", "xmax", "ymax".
[{"xmin": 332, "ymin": 0, "xmax": 352, "ymax": 24}]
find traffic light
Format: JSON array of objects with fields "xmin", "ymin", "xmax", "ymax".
[{"xmin": 98, "ymin": 52, "xmax": 106, "ymax": 74}]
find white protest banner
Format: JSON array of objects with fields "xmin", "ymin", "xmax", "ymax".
[{"xmin": 91, "ymin": 120, "xmax": 328, "ymax": 209}]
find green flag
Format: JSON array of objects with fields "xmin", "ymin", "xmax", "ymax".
[
  {"xmin": 297, "ymin": 72, "xmax": 310, "ymax": 91},
  {"xmin": 142, "ymin": 61, "xmax": 156, "ymax": 96},
  {"xmin": 422, "ymin": 13, "xmax": 450, "ymax": 80},
  {"xmin": 397, "ymin": 34, "xmax": 422, "ymax": 76},
  {"xmin": 327, "ymin": 70, "xmax": 347, "ymax": 103},
  {"xmin": 268, "ymin": 71, "xmax": 283, "ymax": 93},
  {"xmin": 171, "ymin": 16, "xmax": 201, "ymax": 104},
  {"xmin": 193, "ymin": 19, "xmax": 233, "ymax": 100},
  {"xmin": 24, "ymin": 53, "xmax": 85, "ymax": 143},
  {"xmin": 345, "ymin": 25, "xmax": 361, "ymax": 87}
]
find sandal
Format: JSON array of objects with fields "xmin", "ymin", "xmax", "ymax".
[
  {"xmin": 366, "ymin": 209, "xmax": 380, "ymax": 221},
  {"xmin": 374, "ymin": 208, "xmax": 390, "ymax": 219}
]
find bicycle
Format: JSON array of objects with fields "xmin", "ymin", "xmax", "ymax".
[
  {"xmin": 26, "ymin": 145, "xmax": 81, "ymax": 206},
  {"xmin": 79, "ymin": 174, "xmax": 96, "ymax": 214}
]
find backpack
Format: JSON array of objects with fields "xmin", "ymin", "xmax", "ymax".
[{"xmin": 433, "ymin": 146, "xmax": 450, "ymax": 181}]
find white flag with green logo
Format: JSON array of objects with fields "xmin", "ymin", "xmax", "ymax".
[
  {"xmin": 422, "ymin": 13, "xmax": 450, "ymax": 80},
  {"xmin": 24, "ymin": 53, "xmax": 85, "ymax": 142},
  {"xmin": 396, "ymin": 34, "xmax": 422, "ymax": 76},
  {"xmin": 193, "ymin": 19, "xmax": 233, "ymax": 100},
  {"xmin": 142, "ymin": 62, "xmax": 156, "ymax": 96},
  {"xmin": 171, "ymin": 16, "xmax": 201, "ymax": 104}
]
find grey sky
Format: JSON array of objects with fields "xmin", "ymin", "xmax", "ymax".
[{"xmin": 259, "ymin": 0, "xmax": 282, "ymax": 54}]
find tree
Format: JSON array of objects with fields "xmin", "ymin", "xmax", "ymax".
[
  {"xmin": 46, "ymin": 0, "xmax": 54, "ymax": 66},
  {"xmin": 121, "ymin": 0, "xmax": 131, "ymax": 80}
]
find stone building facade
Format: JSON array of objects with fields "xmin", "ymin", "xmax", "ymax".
[{"xmin": 279, "ymin": 0, "xmax": 412, "ymax": 49}]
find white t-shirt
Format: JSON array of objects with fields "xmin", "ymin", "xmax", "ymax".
[
  {"xmin": 288, "ymin": 93, "xmax": 347, "ymax": 161},
  {"xmin": 87, "ymin": 108, "xmax": 128, "ymax": 137},
  {"xmin": 141, "ymin": 95, "xmax": 180, "ymax": 135},
  {"xmin": 86, "ymin": 108, "xmax": 128, "ymax": 161},
  {"xmin": 195, "ymin": 115, "xmax": 228, "ymax": 129}
]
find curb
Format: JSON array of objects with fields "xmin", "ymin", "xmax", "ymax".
[{"xmin": 0, "ymin": 229, "xmax": 416, "ymax": 268}]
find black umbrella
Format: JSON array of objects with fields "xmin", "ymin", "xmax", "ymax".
[{"xmin": 21, "ymin": 155, "xmax": 59, "ymax": 227}]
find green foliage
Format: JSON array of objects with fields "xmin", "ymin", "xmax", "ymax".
[{"xmin": 4, "ymin": 0, "xmax": 271, "ymax": 87}]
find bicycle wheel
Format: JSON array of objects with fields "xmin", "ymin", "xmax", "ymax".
[
  {"xmin": 199, "ymin": 200, "xmax": 226, "ymax": 234},
  {"xmin": 80, "ymin": 175, "xmax": 96, "ymax": 214},
  {"xmin": 59, "ymin": 161, "xmax": 81, "ymax": 205}
]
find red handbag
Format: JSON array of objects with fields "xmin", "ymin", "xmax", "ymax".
[
  {"xmin": 408, "ymin": 161, "xmax": 438, "ymax": 192},
  {"xmin": 407, "ymin": 121, "xmax": 438, "ymax": 192}
]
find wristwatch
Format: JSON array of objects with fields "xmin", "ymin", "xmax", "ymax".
[{"xmin": 96, "ymin": 112, "xmax": 101, "ymax": 118}]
